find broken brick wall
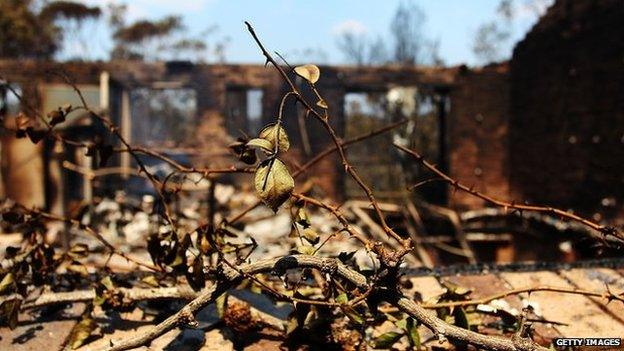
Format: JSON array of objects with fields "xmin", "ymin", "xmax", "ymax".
[
  {"xmin": 1, "ymin": 60, "xmax": 512, "ymax": 209},
  {"xmin": 448, "ymin": 64, "xmax": 511, "ymax": 210},
  {"xmin": 509, "ymin": 0, "xmax": 624, "ymax": 219}
]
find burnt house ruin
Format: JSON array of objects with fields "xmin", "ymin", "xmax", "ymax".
[{"xmin": 0, "ymin": 0, "xmax": 622, "ymax": 224}]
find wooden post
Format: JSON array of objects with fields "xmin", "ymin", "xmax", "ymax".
[{"xmin": 120, "ymin": 89, "xmax": 131, "ymax": 179}]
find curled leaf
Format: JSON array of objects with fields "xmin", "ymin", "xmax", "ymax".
[
  {"xmin": 442, "ymin": 280, "xmax": 472, "ymax": 297},
  {"xmin": 453, "ymin": 307, "xmax": 470, "ymax": 330},
  {"xmin": 48, "ymin": 109, "xmax": 65, "ymax": 126},
  {"xmin": 67, "ymin": 262, "xmax": 89, "ymax": 277},
  {"xmin": 302, "ymin": 228, "xmax": 319, "ymax": 245},
  {"xmin": 186, "ymin": 254, "xmax": 205, "ymax": 291},
  {"xmin": 100, "ymin": 276, "xmax": 115, "ymax": 291},
  {"xmin": 229, "ymin": 138, "xmax": 257, "ymax": 164},
  {"xmin": 294, "ymin": 64, "xmax": 320, "ymax": 84},
  {"xmin": 0, "ymin": 273, "xmax": 15, "ymax": 294},
  {"xmin": 26, "ymin": 128, "xmax": 46, "ymax": 144},
  {"xmin": 295, "ymin": 207, "xmax": 311, "ymax": 228},
  {"xmin": 259, "ymin": 124, "xmax": 290, "ymax": 152},
  {"xmin": 47, "ymin": 104, "xmax": 71, "ymax": 127},
  {"xmin": 246, "ymin": 138, "xmax": 273, "ymax": 152},
  {"xmin": 254, "ymin": 159, "xmax": 294, "ymax": 212},
  {"xmin": 316, "ymin": 99, "xmax": 328, "ymax": 109},
  {"xmin": 296, "ymin": 244, "xmax": 316, "ymax": 256}
]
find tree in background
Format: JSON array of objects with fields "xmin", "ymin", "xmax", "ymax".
[
  {"xmin": 336, "ymin": 0, "xmax": 442, "ymax": 66},
  {"xmin": 472, "ymin": 0, "xmax": 553, "ymax": 64},
  {"xmin": 472, "ymin": 0, "xmax": 513, "ymax": 64},
  {"xmin": 108, "ymin": 3, "xmax": 228, "ymax": 62},
  {"xmin": 390, "ymin": 0, "xmax": 426, "ymax": 65},
  {"xmin": 336, "ymin": 31, "xmax": 367, "ymax": 65},
  {"xmin": 0, "ymin": 1, "xmax": 226, "ymax": 62},
  {"xmin": 41, "ymin": 1, "xmax": 102, "ymax": 61},
  {"xmin": 0, "ymin": 0, "xmax": 100, "ymax": 59}
]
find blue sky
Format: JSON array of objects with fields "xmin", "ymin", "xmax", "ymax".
[{"xmin": 79, "ymin": 0, "xmax": 552, "ymax": 66}]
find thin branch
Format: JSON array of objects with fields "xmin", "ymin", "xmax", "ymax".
[
  {"xmin": 394, "ymin": 143, "xmax": 624, "ymax": 244},
  {"xmin": 100, "ymin": 254, "xmax": 544, "ymax": 351},
  {"xmin": 102, "ymin": 255, "xmax": 366, "ymax": 351},
  {"xmin": 13, "ymin": 204, "xmax": 157, "ymax": 271},
  {"xmin": 245, "ymin": 22, "xmax": 410, "ymax": 253},
  {"xmin": 223, "ymin": 118, "xmax": 408, "ymax": 225},
  {"xmin": 423, "ymin": 285, "xmax": 624, "ymax": 309},
  {"xmin": 393, "ymin": 295, "xmax": 547, "ymax": 351},
  {"xmin": 0, "ymin": 286, "xmax": 284, "ymax": 330}
]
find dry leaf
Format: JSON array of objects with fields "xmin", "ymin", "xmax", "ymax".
[
  {"xmin": 68, "ymin": 316, "xmax": 95, "ymax": 349},
  {"xmin": 295, "ymin": 207, "xmax": 311, "ymax": 228},
  {"xmin": 259, "ymin": 124, "xmax": 290, "ymax": 152},
  {"xmin": 302, "ymin": 228, "xmax": 319, "ymax": 244},
  {"xmin": 254, "ymin": 159, "xmax": 294, "ymax": 212},
  {"xmin": 294, "ymin": 64, "xmax": 320, "ymax": 84},
  {"xmin": 316, "ymin": 99, "xmax": 328, "ymax": 109},
  {"xmin": 246, "ymin": 138, "xmax": 273, "ymax": 152},
  {"xmin": 0, "ymin": 273, "xmax": 14, "ymax": 294},
  {"xmin": 296, "ymin": 244, "xmax": 316, "ymax": 256}
]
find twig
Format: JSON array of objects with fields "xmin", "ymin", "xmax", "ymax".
[
  {"xmin": 394, "ymin": 143, "xmax": 624, "ymax": 244},
  {"xmin": 423, "ymin": 285, "xmax": 624, "ymax": 308},
  {"xmin": 245, "ymin": 22, "xmax": 410, "ymax": 254},
  {"xmin": 100, "ymin": 254, "xmax": 544, "ymax": 351},
  {"xmin": 223, "ymin": 118, "xmax": 408, "ymax": 225},
  {"xmin": 0, "ymin": 286, "xmax": 284, "ymax": 330},
  {"xmin": 13, "ymin": 204, "xmax": 157, "ymax": 271},
  {"xmin": 102, "ymin": 255, "xmax": 366, "ymax": 351}
]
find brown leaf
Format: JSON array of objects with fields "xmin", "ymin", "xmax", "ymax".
[
  {"xmin": 47, "ymin": 107, "xmax": 66, "ymax": 126},
  {"xmin": 26, "ymin": 128, "xmax": 46, "ymax": 144},
  {"xmin": 294, "ymin": 64, "xmax": 320, "ymax": 84},
  {"xmin": 0, "ymin": 299, "xmax": 21, "ymax": 329},
  {"xmin": 316, "ymin": 99, "xmax": 328, "ymax": 109},
  {"xmin": 68, "ymin": 243, "xmax": 89, "ymax": 259}
]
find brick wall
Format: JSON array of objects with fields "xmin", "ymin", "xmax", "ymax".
[
  {"xmin": 448, "ymin": 64, "xmax": 511, "ymax": 210},
  {"xmin": 509, "ymin": 0, "xmax": 624, "ymax": 218}
]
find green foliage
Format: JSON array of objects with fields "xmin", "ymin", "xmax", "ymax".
[{"xmin": 373, "ymin": 331, "xmax": 403, "ymax": 349}]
